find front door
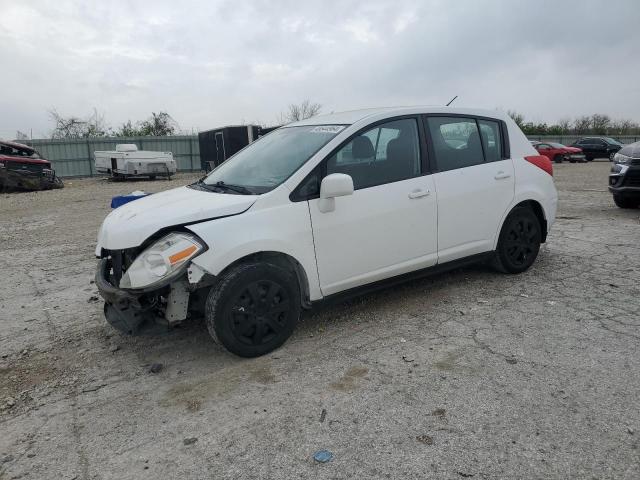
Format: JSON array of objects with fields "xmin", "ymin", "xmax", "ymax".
[
  {"xmin": 424, "ymin": 116, "xmax": 515, "ymax": 263},
  {"xmin": 308, "ymin": 118, "xmax": 438, "ymax": 296}
]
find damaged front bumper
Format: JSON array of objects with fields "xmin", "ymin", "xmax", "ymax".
[
  {"xmin": 95, "ymin": 258, "xmax": 159, "ymax": 334},
  {"xmin": 95, "ymin": 258, "xmax": 214, "ymax": 335}
]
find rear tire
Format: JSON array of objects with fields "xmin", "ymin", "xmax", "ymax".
[
  {"xmin": 554, "ymin": 155, "xmax": 563, "ymax": 164},
  {"xmin": 493, "ymin": 207, "xmax": 542, "ymax": 274},
  {"xmin": 205, "ymin": 262, "xmax": 301, "ymax": 357},
  {"xmin": 613, "ymin": 195, "xmax": 640, "ymax": 209}
]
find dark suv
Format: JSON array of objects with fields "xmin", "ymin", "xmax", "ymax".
[
  {"xmin": 609, "ymin": 141, "xmax": 640, "ymax": 209},
  {"xmin": 571, "ymin": 137, "xmax": 623, "ymax": 161}
]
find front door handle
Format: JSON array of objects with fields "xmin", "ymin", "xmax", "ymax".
[
  {"xmin": 408, "ymin": 188, "xmax": 431, "ymax": 199},
  {"xmin": 494, "ymin": 171, "xmax": 511, "ymax": 180}
]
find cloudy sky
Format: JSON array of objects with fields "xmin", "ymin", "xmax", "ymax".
[{"xmin": 1, "ymin": 0, "xmax": 638, "ymax": 138}]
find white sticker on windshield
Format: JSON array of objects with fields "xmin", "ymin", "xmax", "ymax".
[{"xmin": 310, "ymin": 125, "xmax": 345, "ymax": 134}]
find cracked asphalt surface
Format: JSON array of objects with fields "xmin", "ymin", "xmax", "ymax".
[{"xmin": 1, "ymin": 162, "xmax": 639, "ymax": 479}]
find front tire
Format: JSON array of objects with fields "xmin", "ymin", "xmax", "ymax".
[
  {"xmin": 613, "ymin": 195, "xmax": 640, "ymax": 209},
  {"xmin": 493, "ymin": 207, "xmax": 542, "ymax": 274},
  {"xmin": 205, "ymin": 262, "xmax": 301, "ymax": 357}
]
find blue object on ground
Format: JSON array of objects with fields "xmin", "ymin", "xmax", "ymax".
[
  {"xmin": 111, "ymin": 193, "xmax": 149, "ymax": 209},
  {"xmin": 313, "ymin": 450, "xmax": 333, "ymax": 463}
]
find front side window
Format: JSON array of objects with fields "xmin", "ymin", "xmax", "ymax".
[
  {"xmin": 202, "ymin": 125, "xmax": 344, "ymax": 194},
  {"xmin": 326, "ymin": 118, "xmax": 421, "ymax": 190},
  {"xmin": 427, "ymin": 117, "xmax": 484, "ymax": 171}
]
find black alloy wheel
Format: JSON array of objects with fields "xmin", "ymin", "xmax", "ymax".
[
  {"xmin": 494, "ymin": 207, "xmax": 542, "ymax": 274},
  {"xmin": 227, "ymin": 280, "xmax": 290, "ymax": 347},
  {"xmin": 205, "ymin": 262, "xmax": 300, "ymax": 357}
]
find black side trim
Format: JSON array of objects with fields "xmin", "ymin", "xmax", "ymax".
[{"xmin": 312, "ymin": 252, "xmax": 493, "ymax": 307}]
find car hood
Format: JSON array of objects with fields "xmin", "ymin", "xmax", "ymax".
[
  {"xmin": 563, "ymin": 147, "xmax": 582, "ymax": 153},
  {"xmin": 96, "ymin": 186, "xmax": 257, "ymax": 253}
]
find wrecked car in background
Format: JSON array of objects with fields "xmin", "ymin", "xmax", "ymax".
[{"xmin": 0, "ymin": 140, "xmax": 63, "ymax": 192}]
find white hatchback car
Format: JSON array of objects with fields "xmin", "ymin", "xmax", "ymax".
[{"xmin": 96, "ymin": 107, "xmax": 557, "ymax": 357}]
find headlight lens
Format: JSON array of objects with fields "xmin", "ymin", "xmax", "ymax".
[
  {"xmin": 120, "ymin": 232, "xmax": 205, "ymax": 289},
  {"xmin": 613, "ymin": 152, "xmax": 631, "ymax": 164}
]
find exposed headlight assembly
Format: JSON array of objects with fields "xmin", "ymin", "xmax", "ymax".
[{"xmin": 120, "ymin": 232, "xmax": 206, "ymax": 290}]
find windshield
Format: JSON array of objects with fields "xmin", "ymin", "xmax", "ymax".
[
  {"xmin": 203, "ymin": 125, "xmax": 345, "ymax": 194},
  {"xmin": 549, "ymin": 142, "xmax": 566, "ymax": 148},
  {"xmin": 605, "ymin": 137, "xmax": 623, "ymax": 146},
  {"xmin": 0, "ymin": 143, "xmax": 40, "ymax": 158}
]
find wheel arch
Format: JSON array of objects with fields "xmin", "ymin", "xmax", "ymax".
[
  {"xmin": 495, "ymin": 199, "xmax": 548, "ymax": 247},
  {"xmin": 215, "ymin": 251, "xmax": 312, "ymax": 309}
]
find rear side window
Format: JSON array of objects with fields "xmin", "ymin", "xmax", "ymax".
[
  {"xmin": 478, "ymin": 119, "xmax": 503, "ymax": 162},
  {"xmin": 426, "ymin": 117, "xmax": 484, "ymax": 172}
]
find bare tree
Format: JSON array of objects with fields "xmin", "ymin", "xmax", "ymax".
[
  {"xmin": 15, "ymin": 131, "xmax": 29, "ymax": 141},
  {"xmin": 590, "ymin": 114, "xmax": 611, "ymax": 134},
  {"xmin": 278, "ymin": 100, "xmax": 322, "ymax": 124},
  {"xmin": 49, "ymin": 107, "xmax": 110, "ymax": 138},
  {"xmin": 572, "ymin": 115, "xmax": 591, "ymax": 134},
  {"xmin": 507, "ymin": 110, "xmax": 525, "ymax": 128},
  {"xmin": 611, "ymin": 119, "xmax": 635, "ymax": 135},
  {"xmin": 557, "ymin": 118, "xmax": 571, "ymax": 133}
]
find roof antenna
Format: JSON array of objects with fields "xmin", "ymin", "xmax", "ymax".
[{"xmin": 446, "ymin": 95, "xmax": 458, "ymax": 106}]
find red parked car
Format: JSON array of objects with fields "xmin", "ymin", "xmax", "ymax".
[
  {"xmin": 0, "ymin": 140, "xmax": 63, "ymax": 191},
  {"xmin": 530, "ymin": 141, "xmax": 586, "ymax": 164}
]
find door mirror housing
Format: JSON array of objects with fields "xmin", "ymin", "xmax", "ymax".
[{"xmin": 318, "ymin": 173, "xmax": 354, "ymax": 213}]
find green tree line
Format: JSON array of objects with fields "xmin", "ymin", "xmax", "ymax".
[
  {"xmin": 507, "ymin": 111, "xmax": 640, "ymax": 136},
  {"xmin": 48, "ymin": 109, "xmax": 179, "ymax": 139}
]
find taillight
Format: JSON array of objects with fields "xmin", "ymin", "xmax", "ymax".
[{"xmin": 525, "ymin": 155, "xmax": 553, "ymax": 176}]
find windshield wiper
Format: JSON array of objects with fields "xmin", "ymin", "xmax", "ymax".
[{"xmin": 211, "ymin": 181, "xmax": 253, "ymax": 195}]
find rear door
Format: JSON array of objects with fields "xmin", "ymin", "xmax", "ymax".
[{"xmin": 424, "ymin": 115, "xmax": 514, "ymax": 263}]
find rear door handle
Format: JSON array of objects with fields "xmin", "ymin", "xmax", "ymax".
[
  {"xmin": 494, "ymin": 171, "xmax": 511, "ymax": 180},
  {"xmin": 408, "ymin": 188, "xmax": 431, "ymax": 199}
]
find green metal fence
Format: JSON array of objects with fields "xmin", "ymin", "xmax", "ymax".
[
  {"xmin": 25, "ymin": 136, "xmax": 201, "ymax": 177},
  {"xmin": 22, "ymin": 133, "xmax": 640, "ymax": 178}
]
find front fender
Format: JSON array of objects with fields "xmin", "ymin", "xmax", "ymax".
[{"xmin": 186, "ymin": 200, "xmax": 321, "ymax": 301}]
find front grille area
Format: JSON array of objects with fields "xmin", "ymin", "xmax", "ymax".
[
  {"xmin": 623, "ymin": 169, "xmax": 640, "ymax": 187},
  {"xmin": 103, "ymin": 248, "xmax": 140, "ymax": 287}
]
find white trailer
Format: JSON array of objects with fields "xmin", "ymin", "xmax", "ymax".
[{"xmin": 94, "ymin": 144, "xmax": 177, "ymax": 180}]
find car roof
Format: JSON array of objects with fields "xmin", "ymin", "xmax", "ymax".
[
  {"xmin": 0, "ymin": 140, "xmax": 35, "ymax": 151},
  {"xmin": 286, "ymin": 106, "xmax": 509, "ymax": 127}
]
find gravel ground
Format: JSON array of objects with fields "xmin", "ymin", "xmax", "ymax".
[{"xmin": 1, "ymin": 163, "xmax": 639, "ymax": 479}]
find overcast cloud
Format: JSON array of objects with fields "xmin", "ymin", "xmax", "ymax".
[{"xmin": 1, "ymin": 0, "xmax": 638, "ymax": 138}]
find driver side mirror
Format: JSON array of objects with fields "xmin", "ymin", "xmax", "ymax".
[{"xmin": 318, "ymin": 173, "xmax": 354, "ymax": 213}]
